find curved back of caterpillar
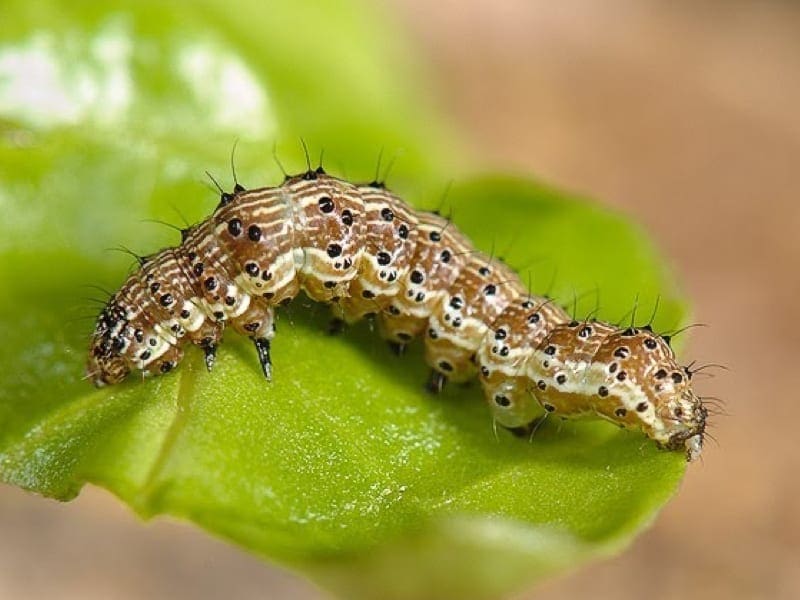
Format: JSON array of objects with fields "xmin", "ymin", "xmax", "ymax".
[{"xmin": 87, "ymin": 167, "xmax": 707, "ymax": 461}]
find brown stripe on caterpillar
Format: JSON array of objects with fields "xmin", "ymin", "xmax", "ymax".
[
  {"xmin": 335, "ymin": 183, "xmax": 420, "ymax": 324},
  {"xmin": 87, "ymin": 167, "xmax": 708, "ymax": 461}
]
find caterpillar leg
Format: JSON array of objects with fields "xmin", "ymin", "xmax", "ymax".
[
  {"xmin": 503, "ymin": 423, "xmax": 535, "ymax": 438},
  {"xmin": 422, "ymin": 339, "xmax": 475, "ymax": 393},
  {"xmin": 327, "ymin": 317, "xmax": 346, "ymax": 336},
  {"xmin": 387, "ymin": 341, "xmax": 406, "ymax": 356},
  {"xmin": 229, "ymin": 299, "xmax": 276, "ymax": 382},
  {"xmin": 188, "ymin": 319, "xmax": 224, "ymax": 373},
  {"xmin": 253, "ymin": 338, "xmax": 272, "ymax": 382},
  {"xmin": 200, "ymin": 337, "xmax": 218, "ymax": 371},
  {"xmin": 502, "ymin": 413, "xmax": 549, "ymax": 439},
  {"xmin": 425, "ymin": 369, "xmax": 448, "ymax": 394}
]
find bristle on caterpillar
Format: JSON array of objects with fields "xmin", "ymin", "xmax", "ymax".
[{"xmin": 87, "ymin": 167, "xmax": 708, "ymax": 461}]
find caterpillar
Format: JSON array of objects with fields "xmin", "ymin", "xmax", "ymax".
[{"xmin": 87, "ymin": 164, "xmax": 708, "ymax": 461}]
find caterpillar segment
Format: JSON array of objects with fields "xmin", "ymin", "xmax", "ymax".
[
  {"xmin": 87, "ymin": 168, "xmax": 707, "ymax": 460},
  {"xmin": 424, "ymin": 252, "xmax": 523, "ymax": 390},
  {"xmin": 335, "ymin": 185, "xmax": 420, "ymax": 325},
  {"xmin": 476, "ymin": 296, "xmax": 572, "ymax": 429},
  {"xmin": 377, "ymin": 211, "xmax": 471, "ymax": 355}
]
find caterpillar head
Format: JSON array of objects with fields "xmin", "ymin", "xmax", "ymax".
[
  {"xmin": 636, "ymin": 337, "xmax": 708, "ymax": 462},
  {"xmin": 593, "ymin": 327, "xmax": 708, "ymax": 461},
  {"xmin": 87, "ymin": 302, "xmax": 132, "ymax": 387},
  {"xmin": 656, "ymin": 385, "xmax": 708, "ymax": 462}
]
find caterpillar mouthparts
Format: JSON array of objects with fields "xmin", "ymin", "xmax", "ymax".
[{"xmin": 88, "ymin": 167, "xmax": 708, "ymax": 461}]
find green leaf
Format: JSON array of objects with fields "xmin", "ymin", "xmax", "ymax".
[
  {"xmin": 0, "ymin": 0, "xmax": 457, "ymax": 188},
  {"xmin": 0, "ymin": 2, "xmax": 690, "ymax": 599}
]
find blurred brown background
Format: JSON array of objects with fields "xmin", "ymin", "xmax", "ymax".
[{"xmin": 2, "ymin": 1, "xmax": 799, "ymax": 598}]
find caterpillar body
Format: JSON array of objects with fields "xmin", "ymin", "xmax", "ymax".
[{"xmin": 87, "ymin": 167, "xmax": 708, "ymax": 461}]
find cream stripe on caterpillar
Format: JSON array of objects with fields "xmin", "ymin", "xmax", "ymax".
[{"xmin": 87, "ymin": 167, "xmax": 708, "ymax": 461}]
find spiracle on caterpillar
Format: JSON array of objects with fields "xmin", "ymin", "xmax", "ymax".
[{"xmin": 86, "ymin": 163, "xmax": 708, "ymax": 462}]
